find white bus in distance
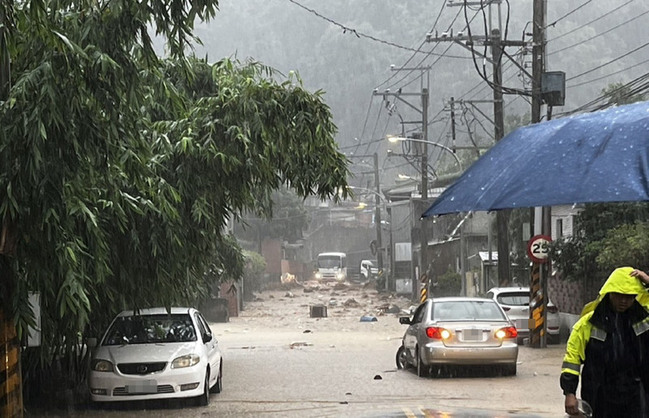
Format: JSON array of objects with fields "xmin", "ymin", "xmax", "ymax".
[{"xmin": 314, "ymin": 252, "xmax": 347, "ymax": 282}]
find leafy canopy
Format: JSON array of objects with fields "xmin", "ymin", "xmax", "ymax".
[{"xmin": 1, "ymin": 0, "xmax": 349, "ymax": 368}]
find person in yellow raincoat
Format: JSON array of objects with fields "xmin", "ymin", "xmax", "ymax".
[{"xmin": 560, "ymin": 267, "xmax": 649, "ymax": 417}]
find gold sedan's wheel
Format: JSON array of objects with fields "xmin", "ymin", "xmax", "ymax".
[{"xmin": 396, "ymin": 345, "xmax": 408, "ymax": 370}]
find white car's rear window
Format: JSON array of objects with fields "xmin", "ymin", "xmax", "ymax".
[{"xmin": 496, "ymin": 293, "xmax": 529, "ymax": 306}]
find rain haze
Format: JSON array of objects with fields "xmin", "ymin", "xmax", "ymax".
[
  {"xmin": 18, "ymin": 1, "xmax": 649, "ymax": 417},
  {"xmin": 186, "ymin": 0, "xmax": 649, "ymax": 189}
]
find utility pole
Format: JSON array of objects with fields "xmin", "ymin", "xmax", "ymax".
[
  {"xmin": 530, "ymin": 0, "xmax": 549, "ymax": 349},
  {"xmin": 491, "ymin": 28, "xmax": 511, "ymax": 287},
  {"xmin": 374, "ymin": 67, "xmax": 431, "ymax": 303},
  {"xmin": 450, "ymin": 97, "xmax": 456, "ymax": 153},
  {"xmin": 428, "ymin": 1, "xmax": 525, "ymax": 287},
  {"xmin": 373, "ymin": 153, "xmax": 385, "ymax": 290},
  {"xmin": 420, "ymin": 88, "xmax": 430, "ymax": 302}
]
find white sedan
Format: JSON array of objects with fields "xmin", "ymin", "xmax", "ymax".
[{"xmin": 88, "ymin": 307, "xmax": 222, "ymax": 406}]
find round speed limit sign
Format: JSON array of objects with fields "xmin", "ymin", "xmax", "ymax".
[{"xmin": 527, "ymin": 234, "xmax": 552, "ymax": 263}]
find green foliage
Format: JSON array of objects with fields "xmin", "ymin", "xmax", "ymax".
[
  {"xmin": 0, "ymin": 0, "xmax": 349, "ymax": 394},
  {"xmin": 434, "ymin": 267, "xmax": 461, "ymax": 297},
  {"xmin": 242, "ymin": 250, "xmax": 267, "ymax": 300},
  {"xmin": 504, "ymin": 112, "xmax": 531, "ymax": 136},
  {"xmin": 551, "ymin": 203, "xmax": 649, "ymax": 296},
  {"xmin": 602, "ymin": 82, "xmax": 646, "ymax": 106},
  {"xmin": 236, "ymin": 187, "xmax": 310, "ymax": 246},
  {"xmin": 508, "ymin": 208, "xmax": 531, "ymax": 270},
  {"xmin": 595, "ymin": 222, "xmax": 649, "ymax": 272}
]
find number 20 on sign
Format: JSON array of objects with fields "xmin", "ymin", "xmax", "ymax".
[{"xmin": 527, "ymin": 234, "xmax": 552, "ymax": 264}]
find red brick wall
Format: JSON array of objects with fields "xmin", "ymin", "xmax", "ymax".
[{"xmin": 261, "ymin": 239, "xmax": 282, "ymax": 276}]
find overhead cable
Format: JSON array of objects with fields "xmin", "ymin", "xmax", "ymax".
[
  {"xmin": 547, "ymin": 0, "xmax": 635, "ymax": 44},
  {"xmin": 376, "ymin": 0, "xmax": 448, "ymax": 90},
  {"xmin": 286, "ymin": 0, "xmax": 468, "ymax": 57},
  {"xmin": 549, "ymin": 9, "xmax": 649, "ymax": 57},
  {"xmin": 566, "ymin": 41, "xmax": 649, "ymax": 82},
  {"xmin": 545, "ymin": 0, "xmax": 594, "ymax": 29}
]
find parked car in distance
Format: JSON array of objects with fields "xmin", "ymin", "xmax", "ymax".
[
  {"xmin": 397, "ymin": 297, "xmax": 519, "ymax": 377},
  {"xmin": 359, "ymin": 259, "xmax": 378, "ymax": 280},
  {"xmin": 485, "ymin": 287, "xmax": 560, "ymax": 344},
  {"xmin": 88, "ymin": 307, "xmax": 222, "ymax": 406}
]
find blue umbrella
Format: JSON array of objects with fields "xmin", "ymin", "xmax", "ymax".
[{"xmin": 423, "ymin": 100, "xmax": 649, "ymax": 217}]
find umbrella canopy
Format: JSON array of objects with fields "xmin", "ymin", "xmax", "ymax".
[{"xmin": 423, "ymin": 100, "xmax": 649, "ymax": 217}]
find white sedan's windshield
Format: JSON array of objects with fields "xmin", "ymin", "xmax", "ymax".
[{"xmin": 102, "ymin": 314, "xmax": 196, "ymax": 345}]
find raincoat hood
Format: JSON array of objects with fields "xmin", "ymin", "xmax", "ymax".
[
  {"xmin": 599, "ymin": 267, "xmax": 646, "ymax": 296},
  {"xmin": 580, "ymin": 267, "xmax": 649, "ymax": 317}
]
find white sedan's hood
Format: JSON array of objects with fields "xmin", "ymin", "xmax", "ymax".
[{"xmin": 95, "ymin": 342, "xmax": 198, "ymax": 364}]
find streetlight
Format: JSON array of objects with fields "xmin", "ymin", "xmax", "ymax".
[
  {"xmin": 387, "ymin": 134, "xmax": 463, "ymax": 303},
  {"xmin": 386, "ymin": 135, "xmax": 463, "ymax": 170}
]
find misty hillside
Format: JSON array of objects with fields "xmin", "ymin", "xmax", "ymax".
[{"xmin": 185, "ymin": 0, "xmax": 649, "ymax": 186}]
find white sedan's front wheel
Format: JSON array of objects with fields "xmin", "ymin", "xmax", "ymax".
[
  {"xmin": 210, "ymin": 362, "xmax": 223, "ymax": 394},
  {"xmin": 195, "ymin": 370, "xmax": 210, "ymax": 406}
]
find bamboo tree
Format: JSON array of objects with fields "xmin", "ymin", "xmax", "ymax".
[{"xmin": 1, "ymin": 0, "xmax": 349, "ymax": 406}]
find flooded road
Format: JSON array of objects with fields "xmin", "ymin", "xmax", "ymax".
[{"xmin": 27, "ymin": 283, "xmax": 566, "ymax": 417}]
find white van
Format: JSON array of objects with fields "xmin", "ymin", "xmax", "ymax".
[
  {"xmin": 360, "ymin": 259, "xmax": 378, "ymax": 280},
  {"xmin": 314, "ymin": 252, "xmax": 347, "ymax": 281}
]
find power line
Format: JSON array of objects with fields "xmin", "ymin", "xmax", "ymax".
[
  {"xmin": 385, "ymin": 6, "xmax": 467, "ymax": 91},
  {"xmin": 566, "ymin": 40, "xmax": 649, "ymax": 82},
  {"xmin": 545, "ymin": 0, "xmax": 594, "ymax": 29},
  {"xmin": 568, "ymin": 56, "xmax": 649, "ymax": 89},
  {"xmin": 375, "ymin": 0, "xmax": 448, "ymax": 90},
  {"xmin": 557, "ymin": 72, "xmax": 649, "ymax": 117},
  {"xmin": 286, "ymin": 0, "xmax": 469, "ymax": 57},
  {"xmin": 547, "ymin": 0, "xmax": 635, "ymax": 44},
  {"xmin": 548, "ymin": 9, "xmax": 649, "ymax": 57}
]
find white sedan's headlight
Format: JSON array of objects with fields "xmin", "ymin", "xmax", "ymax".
[
  {"xmin": 171, "ymin": 354, "xmax": 201, "ymax": 369},
  {"xmin": 91, "ymin": 359, "xmax": 114, "ymax": 372}
]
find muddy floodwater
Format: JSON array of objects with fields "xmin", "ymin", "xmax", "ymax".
[{"xmin": 27, "ymin": 282, "xmax": 567, "ymax": 417}]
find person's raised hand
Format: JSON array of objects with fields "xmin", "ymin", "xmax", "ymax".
[{"xmin": 631, "ymin": 269, "xmax": 649, "ymax": 285}]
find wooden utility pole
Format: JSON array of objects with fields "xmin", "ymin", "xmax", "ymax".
[
  {"xmin": 420, "ymin": 88, "xmax": 430, "ymax": 302},
  {"xmin": 372, "ymin": 152, "xmax": 385, "ymax": 289},
  {"xmin": 428, "ymin": 1, "xmax": 526, "ymax": 287},
  {"xmin": 529, "ymin": 0, "xmax": 549, "ymax": 349},
  {"xmin": 491, "ymin": 28, "xmax": 512, "ymax": 286},
  {"xmin": 374, "ymin": 70, "xmax": 430, "ymax": 302},
  {"xmin": 450, "ymin": 97, "xmax": 456, "ymax": 152}
]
